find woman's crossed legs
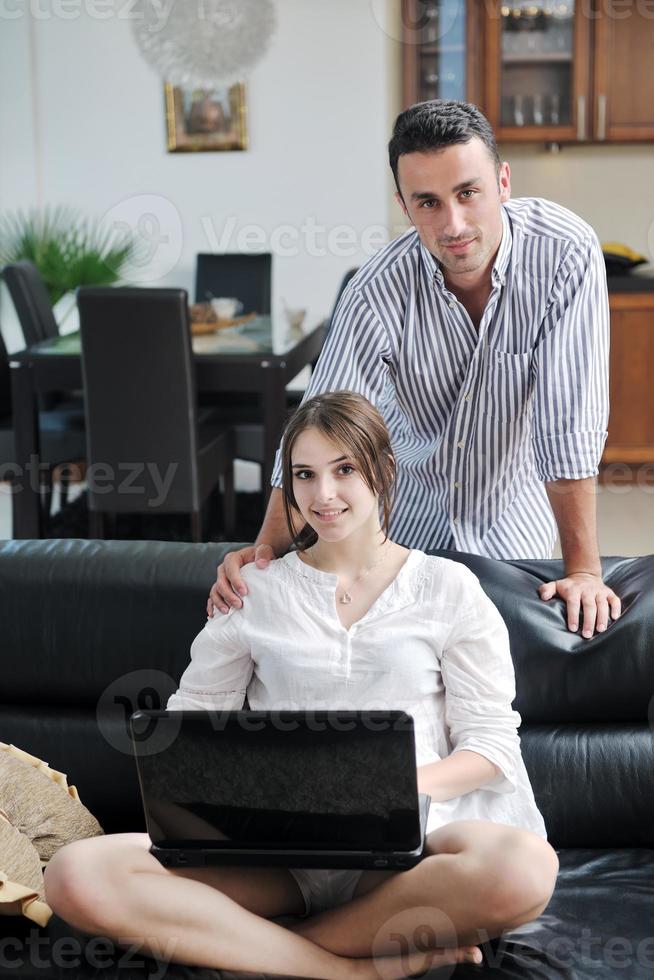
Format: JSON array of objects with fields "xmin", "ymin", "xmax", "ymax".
[{"xmin": 44, "ymin": 820, "xmax": 557, "ymax": 980}]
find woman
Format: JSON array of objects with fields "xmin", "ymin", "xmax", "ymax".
[{"xmin": 45, "ymin": 391, "xmax": 558, "ymax": 980}]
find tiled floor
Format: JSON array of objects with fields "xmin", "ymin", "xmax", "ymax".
[{"xmin": 1, "ymin": 471, "xmax": 652, "ymax": 556}]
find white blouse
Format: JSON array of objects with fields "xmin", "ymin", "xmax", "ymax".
[{"xmin": 168, "ymin": 550, "xmax": 547, "ymax": 839}]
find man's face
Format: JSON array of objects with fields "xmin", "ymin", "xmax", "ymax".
[{"xmin": 395, "ymin": 137, "xmax": 511, "ymax": 282}]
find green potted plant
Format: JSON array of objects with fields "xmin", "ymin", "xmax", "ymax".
[{"xmin": 0, "ymin": 205, "xmax": 138, "ymax": 325}]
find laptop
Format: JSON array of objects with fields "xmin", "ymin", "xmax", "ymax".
[{"xmin": 130, "ymin": 709, "xmax": 431, "ymax": 870}]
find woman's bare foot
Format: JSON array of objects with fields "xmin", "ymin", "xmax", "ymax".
[
  {"xmin": 289, "ymin": 922, "xmax": 483, "ymax": 980},
  {"xmin": 345, "ymin": 946, "xmax": 482, "ymax": 979}
]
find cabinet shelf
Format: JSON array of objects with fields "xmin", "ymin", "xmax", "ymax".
[
  {"xmin": 502, "ymin": 52, "xmax": 572, "ymax": 63},
  {"xmin": 419, "ymin": 44, "xmax": 466, "ymax": 55}
]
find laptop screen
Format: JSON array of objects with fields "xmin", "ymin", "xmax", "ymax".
[{"xmin": 132, "ymin": 710, "xmax": 421, "ymax": 851}]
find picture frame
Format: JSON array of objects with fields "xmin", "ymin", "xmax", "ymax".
[{"xmin": 165, "ymin": 83, "xmax": 247, "ymax": 153}]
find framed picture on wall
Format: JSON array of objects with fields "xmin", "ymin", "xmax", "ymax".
[{"xmin": 165, "ymin": 83, "xmax": 247, "ymax": 152}]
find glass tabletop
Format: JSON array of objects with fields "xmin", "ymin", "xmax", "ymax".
[{"xmin": 27, "ymin": 316, "xmax": 314, "ymax": 358}]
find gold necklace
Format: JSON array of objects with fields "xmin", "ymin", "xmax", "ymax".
[{"xmin": 303, "ymin": 544, "xmax": 390, "ymax": 605}]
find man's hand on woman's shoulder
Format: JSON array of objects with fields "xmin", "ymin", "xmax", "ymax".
[{"xmin": 207, "ymin": 544, "xmax": 276, "ymax": 618}]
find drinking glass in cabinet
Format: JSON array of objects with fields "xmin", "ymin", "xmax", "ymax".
[{"xmin": 422, "ymin": 5, "xmax": 440, "ymax": 43}]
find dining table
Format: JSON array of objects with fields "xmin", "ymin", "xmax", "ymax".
[{"xmin": 9, "ymin": 315, "xmax": 325, "ymax": 539}]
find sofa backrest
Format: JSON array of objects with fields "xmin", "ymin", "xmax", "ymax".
[{"xmin": 1, "ymin": 540, "xmax": 652, "ymax": 848}]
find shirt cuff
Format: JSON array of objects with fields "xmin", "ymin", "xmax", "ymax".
[
  {"xmin": 451, "ymin": 742, "xmax": 517, "ymax": 795},
  {"xmin": 532, "ymin": 430, "xmax": 608, "ymax": 481},
  {"xmin": 167, "ymin": 690, "xmax": 246, "ymax": 711}
]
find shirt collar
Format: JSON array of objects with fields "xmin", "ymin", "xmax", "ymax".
[
  {"xmin": 419, "ymin": 203, "xmax": 512, "ymax": 291},
  {"xmin": 284, "ymin": 550, "xmax": 422, "ymax": 613},
  {"xmin": 492, "ymin": 205, "xmax": 512, "ymax": 287}
]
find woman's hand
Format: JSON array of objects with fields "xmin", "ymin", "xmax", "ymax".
[
  {"xmin": 417, "ymin": 751, "xmax": 501, "ymax": 801},
  {"xmin": 207, "ymin": 544, "xmax": 276, "ymax": 617}
]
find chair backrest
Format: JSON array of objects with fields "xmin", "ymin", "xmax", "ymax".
[
  {"xmin": 195, "ymin": 252, "xmax": 272, "ymax": 314},
  {"xmin": 0, "ymin": 328, "xmax": 12, "ymax": 419},
  {"xmin": 3, "ymin": 261, "xmax": 60, "ymax": 346},
  {"xmin": 78, "ymin": 287, "xmax": 201, "ymax": 514}
]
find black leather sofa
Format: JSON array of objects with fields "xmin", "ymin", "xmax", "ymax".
[{"xmin": 1, "ymin": 539, "xmax": 652, "ymax": 979}]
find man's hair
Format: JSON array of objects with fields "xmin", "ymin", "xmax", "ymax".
[
  {"xmin": 388, "ymin": 100, "xmax": 501, "ymax": 195},
  {"xmin": 281, "ymin": 390, "xmax": 396, "ymax": 551}
]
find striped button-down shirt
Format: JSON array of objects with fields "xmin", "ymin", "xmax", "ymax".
[{"xmin": 272, "ymin": 197, "xmax": 609, "ymax": 559}]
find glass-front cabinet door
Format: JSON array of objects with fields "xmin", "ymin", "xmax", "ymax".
[
  {"xmin": 483, "ymin": 1, "xmax": 592, "ymax": 142},
  {"xmin": 402, "ymin": 0, "xmax": 480, "ymax": 108}
]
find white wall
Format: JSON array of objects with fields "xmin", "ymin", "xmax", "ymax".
[
  {"xmin": 498, "ymin": 143, "xmax": 654, "ymax": 258},
  {"xmin": 0, "ymin": 0, "xmax": 401, "ymax": 353},
  {"xmin": 2, "ymin": 0, "xmax": 654, "ymax": 360}
]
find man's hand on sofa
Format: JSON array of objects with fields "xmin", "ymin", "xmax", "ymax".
[
  {"xmin": 207, "ymin": 544, "xmax": 275, "ymax": 617},
  {"xmin": 538, "ymin": 572, "xmax": 621, "ymax": 638}
]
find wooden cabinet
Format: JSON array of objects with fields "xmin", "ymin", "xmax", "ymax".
[
  {"xmin": 402, "ymin": 1, "xmax": 481, "ymax": 107},
  {"xmin": 603, "ymin": 291, "xmax": 654, "ymax": 464},
  {"xmin": 402, "ymin": 0, "xmax": 654, "ymax": 144},
  {"xmin": 483, "ymin": 0, "xmax": 591, "ymax": 143},
  {"xmin": 593, "ymin": 7, "xmax": 654, "ymax": 142}
]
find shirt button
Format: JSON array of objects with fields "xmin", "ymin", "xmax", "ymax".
[
  {"xmin": 464, "ymin": 393, "xmax": 472, "ymax": 402},
  {"xmin": 449, "ymin": 301, "xmax": 456, "ymax": 309},
  {"xmin": 454, "ymin": 481, "xmax": 462, "ymax": 489},
  {"xmin": 457, "ymin": 440, "xmax": 465, "ymax": 449},
  {"xmin": 453, "ymin": 517, "xmax": 460, "ymax": 525}
]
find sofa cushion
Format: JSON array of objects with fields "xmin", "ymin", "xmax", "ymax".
[
  {"xmin": 521, "ymin": 726, "xmax": 654, "ymax": 848},
  {"xmin": 0, "ymin": 540, "xmax": 240, "ymax": 705},
  {"xmin": 0, "ymin": 817, "xmax": 49, "ymax": 926},
  {"xmin": 0, "ymin": 744, "xmax": 102, "ymax": 862},
  {"xmin": 430, "ymin": 551, "xmax": 654, "ymax": 724}
]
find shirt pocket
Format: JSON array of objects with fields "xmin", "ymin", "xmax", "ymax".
[{"xmin": 482, "ymin": 347, "xmax": 533, "ymax": 423}]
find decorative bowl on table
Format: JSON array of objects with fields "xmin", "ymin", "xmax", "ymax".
[{"xmin": 188, "ymin": 303, "xmax": 257, "ymax": 335}]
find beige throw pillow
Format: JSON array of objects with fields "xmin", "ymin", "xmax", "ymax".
[{"xmin": 0, "ymin": 743, "xmax": 103, "ymax": 925}]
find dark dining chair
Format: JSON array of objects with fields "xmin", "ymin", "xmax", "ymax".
[
  {"xmin": 3, "ymin": 259, "xmax": 87, "ymax": 422},
  {"xmin": 77, "ymin": 287, "xmax": 236, "ymax": 542},
  {"xmin": 195, "ymin": 252, "xmax": 272, "ymax": 459},
  {"xmin": 195, "ymin": 252, "xmax": 272, "ymax": 314},
  {"xmin": 3, "ymin": 261, "xmax": 60, "ymax": 346},
  {"xmin": 219, "ymin": 267, "xmax": 362, "ymax": 470},
  {"xmin": 0, "ymin": 327, "xmax": 85, "ymax": 531}
]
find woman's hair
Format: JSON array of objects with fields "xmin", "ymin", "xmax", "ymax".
[{"xmin": 281, "ymin": 391, "xmax": 396, "ymax": 551}]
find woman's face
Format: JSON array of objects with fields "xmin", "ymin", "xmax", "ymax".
[{"xmin": 290, "ymin": 427, "xmax": 380, "ymax": 544}]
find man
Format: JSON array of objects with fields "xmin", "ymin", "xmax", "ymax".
[{"xmin": 209, "ymin": 100, "xmax": 620, "ymax": 637}]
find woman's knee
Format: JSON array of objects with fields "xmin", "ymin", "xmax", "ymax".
[
  {"xmin": 44, "ymin": 833, "xmax": 150, "ymax": 932},
  {"xmin": 477, "ymin": 827, "xmax": 559, "ymax": 927},
  {"xmin": 44, "ymin": 838, "xmax": 102, "ymax": 927},
  {"xmin": 423, "ymin": 821, "xmax": 558, "ymax": 929}
]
